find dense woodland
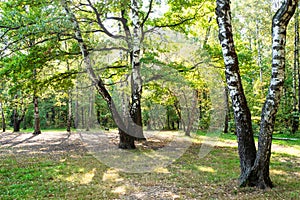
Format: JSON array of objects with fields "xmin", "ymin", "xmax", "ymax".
[{"xmin": 0, "ymin": 0, "xmax": 299, "ymax": 190}]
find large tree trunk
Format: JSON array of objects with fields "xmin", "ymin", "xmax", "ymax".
[
  {"xmin": 243, "ymin": 0, "xmax": 298, "ymax": 189},
  {"xmin": 0, "ymin": 102, "xmax": 6, "ymax": 132},
  {"xmin": 12, "ymin": 95, "xmax": 26, "ymax": 133},
  {"xmin": 119, "ymin": 128, "xmax": 135, "ymax": 149},
  {"xmin": 13, "ymin": 109, "xmax": 22, "ymax": 132},
  {"xmin": 63, "ymin": 1, "xmax": 135, "ymax": 149},
  {"xmin": 33, "ymin": 95, "xmax": 41, "ymax": 135},
  {"xmin": 130, "ymin": 0, "xmax": 146, "ymax": 141},
  {"xmin": 96, "ymin": 79, "xmax": 136, "ymax": 148},
  {"xmin": 216, "ymin": 0, "xmax": 257, "ymax": 185}
]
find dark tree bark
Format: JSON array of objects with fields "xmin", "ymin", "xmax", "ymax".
[
  {"xmin": 51, "ymin": 107, "xmax": 55, "ymax": 125},
  {"xmin": 119, "ymin": 128, "xmax": 135, "ymax": 149},
  {"xmin": 1, "ymin": 102, "xmax": 6, "ymax": 132},
  {"xmin": 166, "ymin": 107, "xmax": 171, "ymax": 130},
  {"xmin": 13, "ymin": 109, "xmax": 23, "ymax": 132},
  {"xmin": 33, "ymin": 95, "xmax": 41, "ymax": 135},
  {"xmin": 81, "ymin": 107, "xmax": 85, "ymax": 129},
  {"xmin": 12, "ymin": 95, "xmax": 26, "ymax": 133},
  {"xmin": 216, "ymin": 0, "xmax": 257, "ymax": 184},
  {"xmin": 23, "ymin": 115, "xmax": 27, "ymax": 130},
  {"xmin": 96, "ymin": 79, "xmax": 135, "ymax": 149},
  {"xmin": 174, "ymin": 98, "xmax": 183, "ymax": 131}
]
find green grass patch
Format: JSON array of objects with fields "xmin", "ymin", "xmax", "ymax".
[
  {"xmin": 196, "ymin": 130, "xmax": 300, "ymax": 147},
  {"xmin": 0, "ymin": 155, "xmax": 118, "ymax": 200},
  {"xmin": 0, "ymin": 130, "xmax": 299, "ymax": 199}
]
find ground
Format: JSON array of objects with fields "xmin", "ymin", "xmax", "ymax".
[{"xmin": 0, "ymin": 130, "xmax": 299, "ymax": 199}]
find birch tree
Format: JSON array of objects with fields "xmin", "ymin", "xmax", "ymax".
[
  {"xmin": 62, "ymin": 0, "xmax": 136, "ymax": 149},
  {"xmin": 130, "ymin": 0, "xmax": 145, "ymax": 140},
  {"xmin": 216, "ymin": 0, "xmax": 297, "ymax": 189}
]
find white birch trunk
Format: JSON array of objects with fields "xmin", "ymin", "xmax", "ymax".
[
  {"xmin": 130, "ymin": 0, "xmax": 144, "ymax": 140},
  {"xmin": 250, "ymin": 0, "xmax": 298, "ymax": 189},
  {"xmin": 216, "ymin": 0, "xmax": 257, "ymax": 185}
]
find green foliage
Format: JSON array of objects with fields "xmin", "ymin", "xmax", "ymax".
[
  {"xmin": 0, "ymin": 0, "xmax": 298, "ymax": 134},
  {"xmin": 95, "ymin": 94, "xmax": 115, "ymax": 128}
]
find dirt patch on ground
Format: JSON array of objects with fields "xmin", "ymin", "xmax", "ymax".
[
  {"xmin": 0, "ymin": 131, "xmax": 86, "ymax": 158},
  {"xmin": 1, "ymin": 131, "xmax": 299, "ymax": 159},
  {"xmin": 0, "ymin": 130, "xmax": 177, "ymax": 158}
]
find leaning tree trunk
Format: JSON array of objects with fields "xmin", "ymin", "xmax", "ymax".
[
  {"xmin": 242, "ymin": 0, "xmax": 298, "ymax": 189},
  {"xmin": 130, "ymin": 0, "xmax": 146, "ymax": 140},
  {"xmin": 216, "ymin": 0, "xmax": 257, "ymax": 185},
  {"xmin": 63, "ymin": 1, "xmax": 135, "ymax": 149}
]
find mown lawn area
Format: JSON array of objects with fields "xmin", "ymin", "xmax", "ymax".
[{"xmin": 0, "ymin": 131, "xmax": 299, "ymax": 199}]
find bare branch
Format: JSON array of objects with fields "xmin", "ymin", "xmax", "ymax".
[
  {"xmin": 86, "ymin": 0, "xmax": 126, "ymax": 40},
  {"xmin": 141, "ymin": 0, "xmax": 154, "ymax": 27}
]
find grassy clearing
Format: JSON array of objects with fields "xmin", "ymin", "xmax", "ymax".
[{"xmin": 0, "ymin": 132, "xmax": 299, "ymax": 200}]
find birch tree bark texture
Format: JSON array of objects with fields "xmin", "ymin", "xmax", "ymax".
[
  {"xmin": 216, "ymin": 0, "xmax": 298, "ymax": 189},
  {"xmin": 129, "ymin": 0, "xmax": 146, "ymax": 140},
  {"xmin": 249, "ymin": 0, "xmax": 298, "ymax": 189},
  {"xmin": 216, "ymin": 0, "xmax": 257, "ymax": 185}
]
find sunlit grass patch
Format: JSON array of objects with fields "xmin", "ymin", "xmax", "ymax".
[{"xmin": 0, "ymin": 130, "xmax": 299, "ymax": 199}]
